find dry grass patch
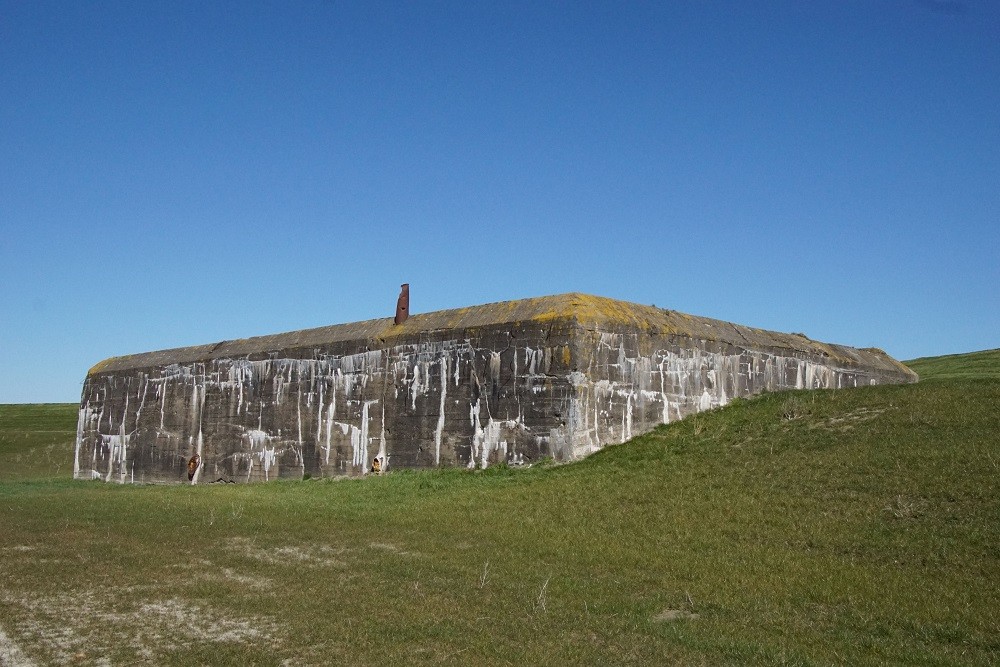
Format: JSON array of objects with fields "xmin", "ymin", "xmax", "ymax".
[
  {"xmin": 1, "ymin": 589, "xmax": 284, "ymax": 665},
  {"xmin": 226, "ymin": 537, "xmax": 350, "ymax": 569}
]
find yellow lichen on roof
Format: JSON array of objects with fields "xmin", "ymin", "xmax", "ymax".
[
  {"xmin": 88, "ymin": 356, "xmax": 121, "ymax": 376},
  {"xmin": 386, "ymin": 292, "xmax": 669, "ymax": 331},
  {"xmin": 382, "ymin": 294, "xmax": 582, "ymax": 336},
  {"xmin": 564, "ymin": 293, "xmax": 662, "ymax": 328},
  {"xmin": 83, "ymin": 292, "xmax": 913, "ymax": 379}
]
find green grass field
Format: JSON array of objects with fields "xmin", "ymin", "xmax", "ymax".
[
  {"xmin": 0, "ymin": 403, "xmax": 77, "ymax": 482},
  {"xmin": 906, "ymin": 348, "xmax": 1000, "ymax": 381},
  {"xmin": 1, "ymin": 351, "xmax": 997, "ymax": 665}
]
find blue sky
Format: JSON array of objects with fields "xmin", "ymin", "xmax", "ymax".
[{"xmin": 1, "ymin": 0, "xmax": 997, "ymax": 403}]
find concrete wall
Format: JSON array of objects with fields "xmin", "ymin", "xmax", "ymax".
[
  {"xmin": 560, "ymin": 325, "xmax": 911, "ymax": 459},
  {"xmin": 74, "ymin": 294, "xmax": 917, "ymax": 483}
]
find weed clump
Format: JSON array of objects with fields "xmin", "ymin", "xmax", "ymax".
[{"xmin": 780, "ymin": 395, "xmax": 811, "ymax": 420}]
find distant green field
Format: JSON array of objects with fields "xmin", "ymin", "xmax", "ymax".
[
  {"xmin": 906, "ymin": 347, "xmax": 1000, "ymax": 381},
  {"xmin": 1, "ymin": 350, "xmax": 997, "ymax": 665},
  {"xmin": 0, "ymin": 403, "xmax": 77, "ymax": 481}
]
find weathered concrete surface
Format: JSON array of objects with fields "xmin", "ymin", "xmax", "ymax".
[{"xmin": 75, "ymin": 293, "xmax": 917, "ymax": 483}]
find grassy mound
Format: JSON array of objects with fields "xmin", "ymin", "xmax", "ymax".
[
  {"xmin": 0, "ymin": 350, "xmax": 997, "ymax": 665},
  {"xmin": 905, "ymin": 348, "xmax": 1000, "ymax": 381}
]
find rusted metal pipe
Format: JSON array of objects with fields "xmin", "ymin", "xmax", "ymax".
[{"xmin": 394, "ymin": 284, "xmax": 409, "ymax": 325}]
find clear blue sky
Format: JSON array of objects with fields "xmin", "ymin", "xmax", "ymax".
[{"xmin": 2, "ymin": 1, "xmax": 997, "ymax": 403}]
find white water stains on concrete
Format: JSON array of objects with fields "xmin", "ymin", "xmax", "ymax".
[
  {"xmin": 468, "ymin": 404, "xmax": 523, "ymax": 469},
  {"xmin": 77, "ymin": 334, "xmax": 890, "ymax": 482},
  {"xmin": 434, "ymin": 356, "xmax": 448, "ymax": 465},
  {"xmin": 565, "ymin": 331, "xmax": 887, "ymax": 453},
  {"xmin": 78, "ymin": 337, "xmax": 563, "ymax": 482},
  {"xmin": 73, "ymin": 402, "xmax": 98, "ymax": 480},
  {"xmin": 77, "ymin": 302, "xmax": 913, "ymax": 483},
  {"xmin": 100, "ymin": 434, "xmax": 131, "ymax": 483},
  {"xmin": 351, "ymin": 400, "xmax": 377, "ymax": 469}
]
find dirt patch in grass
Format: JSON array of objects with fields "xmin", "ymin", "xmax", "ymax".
[
  {"xmin": 166, "ymin": 559, "xmax": 274, "ymax": 590},
  {"xmin": 1, "ymin": 589, "xmax": 283, "ymax": 664},
  {"xmin": 0, "ymin": 622, "xmax": 35, "ymax": 667},
  {"xmin": 226, "ymin": 537, "xmax": 349, "ymax": 568},
  {"xmin": 813, "ymin": 406, "xmax": 887, "ymax": 432},
  {"xmin": 652, "ymin": 608, "xmax": 700, "ymax": 622},
  {"xmin": 367, "ymin": 541, "xmax": 422, "ymax": 557}
]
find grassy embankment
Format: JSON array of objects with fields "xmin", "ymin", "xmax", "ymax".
[{"xmin": 0, "ymin": 350, "xmax": 997, "ymax": 665}]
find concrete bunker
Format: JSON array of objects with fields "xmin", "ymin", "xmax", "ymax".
[{"xmin": 74, "ymin": 293, "xmax": 917, "ymax": 483}]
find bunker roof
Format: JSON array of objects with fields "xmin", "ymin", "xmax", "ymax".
[{"xmin": 87, "ymin": 292, "xmax": 913, "ymax": 377}]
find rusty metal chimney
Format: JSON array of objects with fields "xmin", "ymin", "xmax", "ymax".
[{"xmin": 394, "ymin": 283, "xmax": 409, "ymax": 325}]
